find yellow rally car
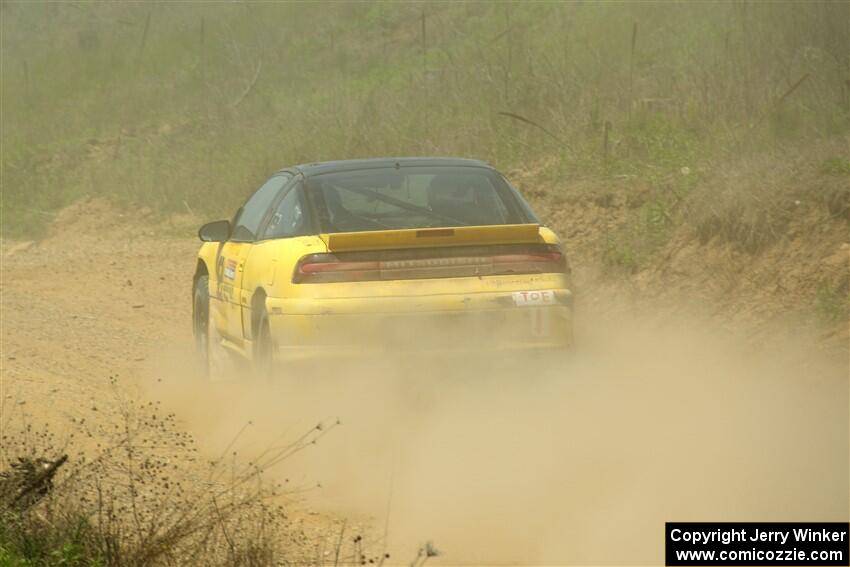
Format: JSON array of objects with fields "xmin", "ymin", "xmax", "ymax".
[{"xmin": 192, "ymin": 158, "xmax": 573, "ymax": 376}]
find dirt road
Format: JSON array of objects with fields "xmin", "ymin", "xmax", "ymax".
[
  {"xmin": 1, "ymin": 201, "xmax": 197, "ymax": 419},
  {"xmin": 2, "ymin": 199, "xmax": 847, "ymax": 565}
]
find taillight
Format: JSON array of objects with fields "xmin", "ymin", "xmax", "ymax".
[
  {"xmin": 293, "ymin": 254, "xmax": 381, "ymax": 283},
  {"xmin": 492, "ymin": 246, "xmax": 568, "ymax": 274},
  {"xmin": 493, "ymin": 250, "xmax": 563, "ymax": 264},
  {"xmin": 292, "ymin": 245, "xmax": 569, "ymax": 284}
]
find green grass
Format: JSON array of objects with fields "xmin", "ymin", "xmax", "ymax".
[
  {"xmin": 1, "ymin": 1, "xmax": 848, "ymax": 238},
  {"xmin": 820, "ymin": 157, "xmax": 850, "ymax": 176},
  {"xmin": 603, "ymin": 195, "xmax": 677, "ymax": 273},
  {"xmin": 815, "ymin": 278, "xmax": 850, "ymax": 324},
  {"xmin": 0, "ymin": 516, "xmax": 105, "ymax": 567}
]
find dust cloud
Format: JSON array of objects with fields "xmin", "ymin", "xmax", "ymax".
[{"xmin": 144, "ymin": 299, "xmax": 848, "ymax": 566}]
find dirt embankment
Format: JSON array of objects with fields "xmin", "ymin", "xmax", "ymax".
[{"xmin": 518, "ymin": 138, "xmax": 849, "ymax": 351}]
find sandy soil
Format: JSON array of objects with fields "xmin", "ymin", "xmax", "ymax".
[{"xmin": 2, "ymin": 197, "xmax": 847, "ymax": 565}]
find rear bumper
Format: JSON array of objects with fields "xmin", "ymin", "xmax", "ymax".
[{"xmin": 266, "ymin": 290, "xmax": 573, "ymax": 362}]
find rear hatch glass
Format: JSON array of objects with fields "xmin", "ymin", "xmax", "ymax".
[{"xmin": 306, "ymin": 166, "xmax": 535, "ymax": 233}]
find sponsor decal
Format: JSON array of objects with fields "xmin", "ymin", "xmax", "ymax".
[{"xmin": 224, "ymin": 259, "xmax": 237, "ymax": 280}]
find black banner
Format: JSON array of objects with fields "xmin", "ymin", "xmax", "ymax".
[{"xmin": 666, "ymin": 523, "xmax": 849, "ymax": 566}]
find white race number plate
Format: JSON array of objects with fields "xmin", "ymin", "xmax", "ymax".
[{"xmin": 512, "ymin": 290, "xmax": 556, "ymax": 306}]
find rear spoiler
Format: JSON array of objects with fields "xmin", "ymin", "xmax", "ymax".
[{"xmin": 320, "ymin": 224, "xmax": 541, "ymax": 252}]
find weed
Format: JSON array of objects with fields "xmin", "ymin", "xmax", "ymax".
[
  {"xmin": 820, "ymin": 157, "xmax": 850, "ymax": 176},
  {"xmin": 815, "ymin": 277, "xmax": 850, "ymax": 324},
  {"xmin": 679, "ymin": 142, "xmax": 845, "ymax": 253},
  {"xmin": 603, "ymin": 201, "xmax": 672, "ymax": 273},
  {"xmin": 0, "ymin": 379, "xmax": 345, "ymax": 567}
]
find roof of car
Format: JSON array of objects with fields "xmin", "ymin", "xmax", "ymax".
[{"xmin": 286, "ymin": 157, "xmax": 492, "ymax": 177}]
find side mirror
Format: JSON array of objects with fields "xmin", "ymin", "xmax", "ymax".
[{"xmin": 198, "ymin": 220, "xmax": 230, "ymax": 242}]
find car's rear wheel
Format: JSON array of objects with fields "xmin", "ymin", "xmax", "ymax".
[
  {"xmin": 253, "ymin": 307, "xmax": 274, "ymax": 379},
  {"xmin": 193, "ymin": 275, "xmax": 238, "ymax": 381},
  {"xmin": 193, "ymin": 275, "xmax": 212, "ymax": 376}
]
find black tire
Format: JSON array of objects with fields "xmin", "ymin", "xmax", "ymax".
[
  {"xmin": 253, "ymin": 307, "xmax": 274, "ymax": 379},
  {"xmin": 193, "ymin": 275, "xmax": 211, "ymax": 377},
  {"xmin": 194, "ymin": 275, "xmax": 246, "ymax": 381}
]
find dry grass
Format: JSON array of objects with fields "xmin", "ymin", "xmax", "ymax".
[
  {"xmin": 684, "ymin": 139, "xmax": 849, "ymax": 253},
  {"xmin": 0, "ymin": 377, "xmax": 345, "ymax": 567},
  {"xmin": 2, "ymin": 2, "xmax": 847, "ymax": 237}
]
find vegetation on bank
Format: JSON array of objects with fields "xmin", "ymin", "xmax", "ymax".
[{"xmin": 2, "ymin": 2, "xmax": 847, "ymax": 241}]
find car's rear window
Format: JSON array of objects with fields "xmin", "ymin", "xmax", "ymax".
[{"xmin": 306, "ymin": 166, "xmax": 532, "ymax": 233}]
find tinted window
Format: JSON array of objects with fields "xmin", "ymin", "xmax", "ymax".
[
  {"xmin": 307, "ymin": 167, "xmax": 530, "ymax": 233},
  {"xmin": 501, "ymin": 174, "xmax": 541, "ymax": 224},
  {"xmin": 231, "ymin": 174, "xmax": 290, "ymax": 242},
  {"xmin": 264, "ymin": 183, "xmax": 308, "ymax": 239}
]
